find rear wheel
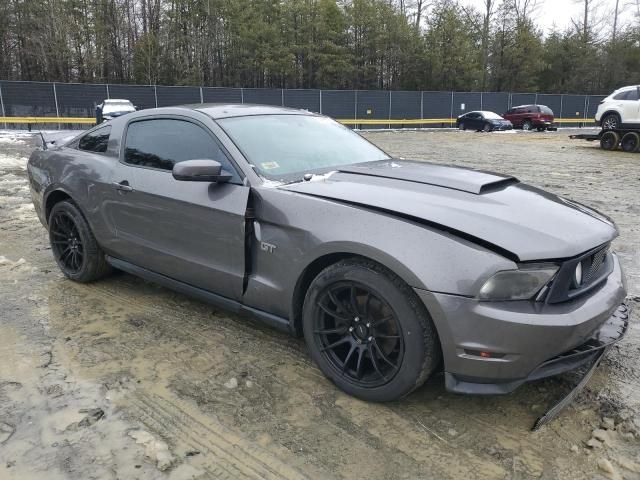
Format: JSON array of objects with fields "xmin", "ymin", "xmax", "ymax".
[
  {"xmin": 600, "ymin": 131, "xmax": 620, "ymax": 151},
  {"xmin": 522, "ymin": 120, "xmax": 532, "ymax": 131},
  {"xmin": 601, "ymin": 113, "xmax": 620, "ymax": 131},
  {"xmin": 302, "ymin": 258, "xmax": 440, "ymax": 402},
  {"xmin": 48, "ymin": 200, "xmax": 112, "ymax": 282},
  {"xmin": 482, "ymin": 123, "xmax": 492, "ymax": 132},
  {"xmin": 621, "ymin": 132, "xmax": 640, "ymax": 152}
]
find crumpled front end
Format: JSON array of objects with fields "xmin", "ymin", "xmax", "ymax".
[{"xmin": 415, "ymin": 251, "xmax": 628, "ymax": 394}]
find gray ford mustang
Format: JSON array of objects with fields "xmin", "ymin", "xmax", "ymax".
[{"xmin": 27, "ymin": 104, "xmax": 629, "ymax": 402}]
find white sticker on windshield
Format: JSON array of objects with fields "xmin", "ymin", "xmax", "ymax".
[{"xmin": 261, "ymin": 161, "xmax": 280, "ymax": 170}]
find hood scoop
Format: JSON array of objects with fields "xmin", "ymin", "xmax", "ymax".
[{"xmin": 337, "ymin": 160, "xmax": 518, "ymax": 194}]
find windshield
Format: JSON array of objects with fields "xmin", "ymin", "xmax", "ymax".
[
  {"xmin": 218, "ymin": 114, "xmax": 390, "ymax": 182},
  {"xmin": 482, "ymin": 112, "xmax": 502, "ymax": 119},
  {"xmin": 103, "ymin": 102, "xmax": 135, "ymax": 115}
]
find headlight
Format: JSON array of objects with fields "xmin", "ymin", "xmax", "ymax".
[{"xmin": 478, "ymin": 265, "xmax": 558, "ymax": 301}]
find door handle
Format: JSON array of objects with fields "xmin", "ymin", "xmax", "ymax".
[{"xmin": 113, "ymin": 180, "xmax": 133, "ymax": 192}]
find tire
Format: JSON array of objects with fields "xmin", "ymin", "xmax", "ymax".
[
  {"xmin": 600, "ymin": 131, "xmax": 620, "ymax": 151},
  {"xmin": 536, "ymin": 127, "xmax": 545, "ymax": 132},
  {"xmin": 601, "ymin": 113, "xmax": 620, "ymax": 131},
  {"xmin": 621, "ymin": 132, "xmax": 640, "ymax": 152},
  {"xmin": 482, "ymin": 123, "xmax": 492, "ymax": 132},
  {"xmin": 302, "ymin": 258, "xmax": 440, "ymax": 402},
  {"xmin": 48, "ymin": 200, "xmax": 112, "ymax": 282},
  {"xmin": 458, "ymin": 122, "xmax": 465, "ymax": 131},
  {"xmin": 522, "ymin": 120, "xmax": 532, "ymax": 131}
]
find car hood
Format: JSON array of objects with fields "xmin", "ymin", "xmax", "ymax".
[{"xmin": 280, "ymin": 160, "xmax": 617, "ymax": 261}]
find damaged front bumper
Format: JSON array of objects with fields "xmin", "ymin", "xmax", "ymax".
[
  {"xmin": 415, "ymin": 252, "xmax": 628, "ymax": 395},
  {"xmin": 445, "ymin": 302, "xmax": 629, "ymax": 395}
]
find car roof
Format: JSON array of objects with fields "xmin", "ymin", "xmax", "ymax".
[
  {"xmin": 466, "ymin": 110, "xmax": 500, "ymax": 115},
  {"xmin": 191, "ymin": 103, "xmax": 315, "ymax": 119}
]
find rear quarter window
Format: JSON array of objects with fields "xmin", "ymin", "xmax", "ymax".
[{"xmin": 78, "ymin": 126, "xmax": 111, "ymax": 153}]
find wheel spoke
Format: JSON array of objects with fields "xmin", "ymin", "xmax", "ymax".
[
  {"xmin": 371, "ymin": 314, "xmax": 394, "ymax": 327},
  {"xmin": 355, "ymin": 348, "xmax": 365, "ymax": 379},
  {"xmin": 363, "ymin": 292, "xmax": 371, "ymax": 318},
  {"xmin": 317, "ymin": 302, "xmax": 351, "ymax": 323},
  {"xmin": 342, "ymin": 344, "xmax": 357, "ymax": 373},
  {"xmin": 373, "ymin": 341, "xmax": 398, "ymax": 370},
  {"xmin": 314, "ymin": 326, "xmax": 347, "ymax": 335},
  {"xmin": 350, "ymin": 286, "xmax": 359, "ymax": 316},
  {"xmin": 367, "ymin": 344, "xmax": 385, "ymax": 380},
  {"xmin": 320, "ymin": 337, "xmax": 350, "ymax": 353},
  {"xmin": 375, "ymin": 334, "xmax": 400, "ymax": 340}
]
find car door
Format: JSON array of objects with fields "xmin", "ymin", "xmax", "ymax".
[
  {"xmin": 113, "ymin": 116, "xmax": 249, "ymax": 301},
  {"xmin": 465, "ymin": 112, "xmax": 479, "ymax": 129},
  {"xmin": 623, "ymin": 88, "xmax": 640, "ymax": 123}
]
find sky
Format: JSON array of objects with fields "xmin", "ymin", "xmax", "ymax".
[{"xmin": 460, "ymin": 0, "xmax": 637, "ymax": 36}]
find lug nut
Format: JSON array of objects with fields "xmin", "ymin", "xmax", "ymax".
[
  {"xmin": 368, "ymin": 336, "xmax": 373, "ymax": 342},
  {"xmin": 354, "ymin": 317, "xmax": 360, "ymax": 322},
  {"xmin": 366, "ymin": 323, "xmax": 370, "ymax": 328},
  {"xmin": 348, "ymin": 326, "xmax": 354, "ymax": 332}
]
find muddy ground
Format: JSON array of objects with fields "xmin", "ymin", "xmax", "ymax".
[{"xmin": 0, "ymin": 128, "xmax": 639, "ymax": 479}]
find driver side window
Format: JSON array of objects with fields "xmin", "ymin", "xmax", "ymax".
[{"xmin": 123, "ymin": 118, "xmax": 239, "ymax": 181}]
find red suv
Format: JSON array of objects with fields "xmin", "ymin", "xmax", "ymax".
[{"xmin": 503, "ymin": 105, "xmax": 557, "ymax": 131}]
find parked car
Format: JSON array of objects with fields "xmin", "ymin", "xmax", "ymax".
[
  {"xmin": 456, "ymin": 111, "xmax": 513, "ymax": 132},
  {"xmin": 96, "ymin": 99, "xmax": 136, "ymax": 123},
  {"xmin": 28, "ymin": 104, "xmax": 627, "ymax": 402},
  {"xmin": 503, "ymin": 105, "xmax": 557, "ymax": 131},
  {"xmin": 595, "ymin": 85, "xmax": 640, "ymax": 130}
]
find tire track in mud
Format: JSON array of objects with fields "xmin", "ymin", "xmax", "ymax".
[{"xmin": 128, "ymin": 392, "xmax": 312, "ymax": 480}]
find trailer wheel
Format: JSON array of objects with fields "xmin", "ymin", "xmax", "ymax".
[
  {"xmin": 621, "ymin": 132, "xmax": 640, "ymax": 153},
  {"xmin": 600, "ymin": 131, "xmax": 620, "ymax": 151}
]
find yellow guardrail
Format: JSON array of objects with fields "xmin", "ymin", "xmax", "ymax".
[
  {"xmin": 0, "ymin": 116, "xmax": 96, "ymax": 124},
  {"xmin": 0, "ymin": 116, "xmax": 595, "ymax": 126}
]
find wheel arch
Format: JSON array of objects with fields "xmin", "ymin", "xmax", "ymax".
[
  {"xmin": 44, "ymin": 188, "xmax": 74, "ymax": 225},
  {"xmin": 600, "ymin": 110, "xmax": 622, "ymax": 121}
]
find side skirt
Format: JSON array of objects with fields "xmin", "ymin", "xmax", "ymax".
[{"xmin": 105, "ymin": 256, "xmax": 291, "ymax": 333}]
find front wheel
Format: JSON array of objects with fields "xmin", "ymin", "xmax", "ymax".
[
  {"xmin": 601, "ymin": 113, "xmax": 620, "ymax": 131},
  {"xmin": 48, "ymin": 200, "xmax": 112, "ymax": 282},
  {"xmin": 458, "ymin": 122, "xmax": 465, "ymax": 131},
  {"xmin": 302, "ymin": 259, "xmax": 440, "ymax": 402},
  {"xmin": 482, "ymin": 123, "xmax": 492, "ymax": 132}
]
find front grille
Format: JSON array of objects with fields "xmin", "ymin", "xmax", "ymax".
[
  {"xmin": 583, "ymin": 246, "xmax": 607, "ymax": 284},
  {"xmin": 545, "ymin": 243, "xmax": 613, "ymax": 304}
]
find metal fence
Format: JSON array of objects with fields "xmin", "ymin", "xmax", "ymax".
[{"xmin": 0, "ymin": 80, "xmax": 606, "ymax": 129}]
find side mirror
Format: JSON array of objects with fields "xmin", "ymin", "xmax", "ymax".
[{"xmin": 172, "ymin": 159, "xmax": 231, "ymax": 183}]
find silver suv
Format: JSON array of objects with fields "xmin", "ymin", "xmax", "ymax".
[{"xmin": 595, "ymin": 85, "xmax": 640, "ymax": 130}]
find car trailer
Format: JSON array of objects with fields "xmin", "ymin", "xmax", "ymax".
[{"xmin": 570, "ymin": 128, "xmax": 640, "ymax": 152}]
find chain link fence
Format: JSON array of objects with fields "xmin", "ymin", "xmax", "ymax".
[{"xmin": 0, "ymin": 80, "xmax": 607, "ymax": 129}]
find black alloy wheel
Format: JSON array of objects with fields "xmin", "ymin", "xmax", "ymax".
[
  {"xmin": 50, "ymin": 210, "xmax": 84, "ymax": 273},
  {"xmin": 303, "ymin": 259, "xmax": 440, "ymax": 402},
  {"xmin": 48, "ymin": 200, "xmax": 112, "ymax": 282},
  {"xmin": 312, "ymin": 282, "xmax": 404, "ymax": 387}
]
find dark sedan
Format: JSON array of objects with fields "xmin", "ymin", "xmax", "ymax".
[
  {"xmin": 457, "ymin": 111, "xmax": 513, "ymax": 132},
  {"xmin": 27, "ymin": 104, "xmax": 627, "ymax": 403}
]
